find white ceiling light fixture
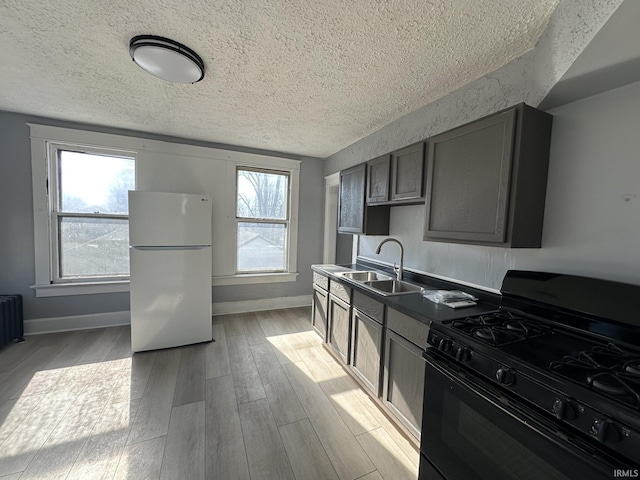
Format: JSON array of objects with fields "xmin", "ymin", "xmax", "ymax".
[{"xmin": 129, "ymin": 35, "xmax": 205, "ymax": 84}]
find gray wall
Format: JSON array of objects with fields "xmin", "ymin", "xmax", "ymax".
[
  {"xmin": 0, "ymin": 111, "xmax": 324, "ymax": 320},
  {"xmin": 357, "ymin": 80, "xmax": 640, "ymax": 290}
]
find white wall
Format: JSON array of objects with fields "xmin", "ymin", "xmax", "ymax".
[
  {"xmin": 0, "ymin": 111, "xmax": 324, "ymax": 322},
  {"xmin": 359, "ymin": 80, "xmax": 640, "ymax": 290},
  {"xmin": 136, "ymin": 147, "xmax": 299, "ymax": 279}
]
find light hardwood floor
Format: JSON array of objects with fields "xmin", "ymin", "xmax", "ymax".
[{"xmin": 0, "ymin": 307, "xmax": 419, "ymax": 480}]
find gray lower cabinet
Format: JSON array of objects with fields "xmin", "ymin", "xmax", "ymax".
[
  {"xmin": 314, "ymin": 274, "xmax": 428, "ymax": 444},
  {"xmin": 383, "ymin": 329, "xmax": 425, "ymax": 440},
  {"xmin": 349, "ymin": 308, "xmax": 383, "ymax": 396},
  {"xmin": 312, "ymin": 284, "xmax": 328, "ymax": 341},
  {"xmin": 383, "ymin": 308, "xmax": 429, "ymax": 441},
  {"xmin": 328, "ymin": 293, "xmax": 351, "ymax": 364}
]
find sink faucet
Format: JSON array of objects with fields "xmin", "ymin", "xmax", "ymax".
[{"xmin": 375, "ymin": 238, "xmax": 404, "ymax": 281}]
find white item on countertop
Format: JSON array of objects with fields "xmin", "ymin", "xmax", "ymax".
[{"xmin": 422, "ymin": 289, "xmax": 478, "ymax": 308}]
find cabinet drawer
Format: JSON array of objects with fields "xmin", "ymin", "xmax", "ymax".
[
  {"xmin": 330, "ymin": 280, "xmax": 351, "ymax": 304},
  {"xmin": 353, "ymin": 291, "xmax": 384, "ymax": 324},
  {"xmin": 387, "ymin": 308, "xmax": 429, "ymax": 347},
  {"xmin": 313, "ymin": 272, "xmax": 329, "ymax": 291}
]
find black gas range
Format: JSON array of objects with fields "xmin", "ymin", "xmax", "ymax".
[{"xmin": 419, "ymin": 270, "xmax": 640, "ymax": 480}]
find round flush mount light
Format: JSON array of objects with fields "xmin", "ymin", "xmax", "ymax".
[{"xmin": 129, "ymin": 35, "xmax": 205, "ymax": 84}]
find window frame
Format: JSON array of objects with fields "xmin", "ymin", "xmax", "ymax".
[
  {"xmin": 235, "ymin": 166, "xmax": 292, "ymax": 274},
  {"xmin": 29, "ymin": 124, "xmax": 301, "ymax": 296},
  {"xmin": 48, "ymin": 142, "xmax": 136, "ymax": 283}
]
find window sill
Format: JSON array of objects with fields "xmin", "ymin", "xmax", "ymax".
[
  {"xmin": 31, "ymin": 280, "xmax": 130, "ymax": 298},
  {"xmin": 211, "ymin": 272, "xmax": 298, "ymax": 286},
  {"xmin": 31, "ymin": 272, "xmax": 299, "ymax": 296}
]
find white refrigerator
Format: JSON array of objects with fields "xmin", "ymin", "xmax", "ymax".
[{"xmin": 128, "ymin": 191, "xmax": 213, "ymax": 353}]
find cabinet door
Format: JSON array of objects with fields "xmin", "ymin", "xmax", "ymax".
[
  {"xmin": 338, "ymin": 164, "xmax": 366, "ymax": 234},
  {"xmin": 328, "ymin": 294, "xmax": 351, "ymax": 364},
  {"xmin": 383, "ymin": 329, "xmax": 425, "ymax": 439},
  {"xmin": 338, "ymin": 164, "xmax": 390, "ymax": 235},
  {"xmin": 350, "ymin": 309, "xmax": 383, "ymax": 396},
  {"xmin": 366, "ymin": 155, "xmax": 391, "ymax": 204},
  {"xmin": 424, "ymin": 109, "xmax": 516, "ymax": 244},
  {"xmin": 312, "ymin": 285, "xmax": 328, "ymax": 342},
  {"xmin": 390, "ymin": 143, "xmax": 425, "ymax": 202}
]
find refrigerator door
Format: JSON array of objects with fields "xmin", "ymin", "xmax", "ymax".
[
  {"xmin": 130, "ymin": 245, "xmax": 212, "ymax": 352},
  {"xmin": 128, "ymin": 191, "xmax": 212, "ymax": 247}
]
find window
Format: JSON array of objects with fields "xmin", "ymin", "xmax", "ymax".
[
  {"xmin": 236, "ymin": 167, "xmax": 290, "ymax": 273},
  {"xmin": 30, "ymin": 124, "xmax": 300, "ymax": 295},
  {"xmin": 49, "ymin": 145, "xmax": 135, "ymax": 282}
]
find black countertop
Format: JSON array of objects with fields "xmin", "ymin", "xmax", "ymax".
[{"xmin": 312, "ymin": 261, "xmax": 500, "ymax": 326}]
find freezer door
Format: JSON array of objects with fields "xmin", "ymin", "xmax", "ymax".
[
  {"xmin": 130, "ymin": 246, "xmax": 212, "ymax": 352},
  {"xmin": 128, "ymin": 191, "xmax": 212, "ymax": 247}
]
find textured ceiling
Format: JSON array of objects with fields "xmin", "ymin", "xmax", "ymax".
[{"xmin": 0, "ymin": 0, "xmax": 559, "ymax": 157}]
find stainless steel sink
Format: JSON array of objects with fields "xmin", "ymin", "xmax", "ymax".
[
  {"xmin": 362, "ymin": 279, "xmax": 423, "ymax": 296},
  {"xmin": 338, "ymin": 271, "xmax": 392, "ymax": 282}
]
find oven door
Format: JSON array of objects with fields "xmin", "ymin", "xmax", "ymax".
[{"xmin": 420, "ymin": 349, "xmax": 619, "ymax": 480}]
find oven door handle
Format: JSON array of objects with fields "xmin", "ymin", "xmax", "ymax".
[{"xmin": 422, "ymin": 348, "xmax": 619, "ymax": 466}]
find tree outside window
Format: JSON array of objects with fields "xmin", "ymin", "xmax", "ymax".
[
  {"xmin": 236, "ymin": 168, "xmax": 290, "ymax": 273},
  {"xmin": 55, "ymin": 149, "xmax": 135, "ymax": 279}
]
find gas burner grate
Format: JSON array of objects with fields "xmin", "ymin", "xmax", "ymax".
[
  {"xmin": 550, "ymin": 343, "xmax": 640, "ymax": 408},
  {"xmin": 451, "ymin": 311, "xmax": 552, "ymax": 346}
]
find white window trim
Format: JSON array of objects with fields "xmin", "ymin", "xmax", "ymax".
[
  {"xmin": 228, "ymin": 163, "xmax": 300, "ymax": 281},
  {"xmin": 29, "ymin": 124, "xmax": 301, "ymax": 296},
  {"xmin": 47, "ymin": 142, "xmax": 136, "ymax": 284},
  {"xmin": 235, "ymin": 166, "xmax": 292, "ymax": 275}
]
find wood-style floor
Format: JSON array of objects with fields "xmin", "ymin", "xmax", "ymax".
[{"xmin": 0, "ymin": 307, "xmax": 419, "ymax": 480}]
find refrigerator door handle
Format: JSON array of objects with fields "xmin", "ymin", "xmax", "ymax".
[{"xmin": 132, "ymin": 245, "xmax": 211, "ymax": 251}]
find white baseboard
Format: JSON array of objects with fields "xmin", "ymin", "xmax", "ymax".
[
  {"xmin": 24, "ymin": 295, "xmax": 312, "ymax": 335},
  {"xmin": 24, "ymin": 311, "xmax": 131, "ymax": 336},
  {"xmin": 212, "ymin": 295, "xmax": 312, "ymax": 316}
]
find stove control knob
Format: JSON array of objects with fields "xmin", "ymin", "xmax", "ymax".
[
  {"xmin": 455, "ymin": 347, "xmax": 471, "ymax": 363},
  {"xmin": 438, "ymin": 338, "xmax": 453, "ymax": 353},
  {"xmin": 591, "ymin": 419, "xmax": 621, "ymax": 444},
  {"xmin": 495, "ymin": 367, "xmax": 515, "ymax": 386},
  {"xmin": 552, "ymin": 399, "xmax": 577, "ymax": 421}
]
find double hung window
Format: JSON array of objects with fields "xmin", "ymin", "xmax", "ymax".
[
  {"xmin": 236, "ymin": 167, "xmax": 290, "ymax": 273},
  {"xmin": 49, "ymin": 145, "xmax": 135, "ymax": 282}
]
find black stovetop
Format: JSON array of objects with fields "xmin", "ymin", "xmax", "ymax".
[
  {"xmin": 450, "ymin": 308, "xmax": 640, "ymax": 410},
  {"xmin": 445, "ymin": 269, "xmax": 640, "ymax": 412},
  {"xmin": 549, "ymin": 342, "xmax": 640, "ymax": 409},
  {"xmin": 451, "ymin": 311, "xmax": 552, "ymax": 347}
]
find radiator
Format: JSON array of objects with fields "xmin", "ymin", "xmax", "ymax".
[{"xmin": 0, "ymin": 295, "xmax": 24, "ymax": 349}]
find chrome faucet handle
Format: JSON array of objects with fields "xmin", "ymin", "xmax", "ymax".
[{"xmin": 393, "ymin": 263, "xmax": 401, "ymax": 280}]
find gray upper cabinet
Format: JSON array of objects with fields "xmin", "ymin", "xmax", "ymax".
[
  {"xmin": 366, "ymin": 154, "xmax": 391, "ymax": 204},
  {"xmin": 424, "ymin": 103, "xmax": 552, "ymax": 247},
  {"xmin": 390, "ymin": 142, "xmax": 425, "ymax": 203},
  {"xmin": 338, "ymin": 164, "xmax": 390, "ymax": 235}
]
